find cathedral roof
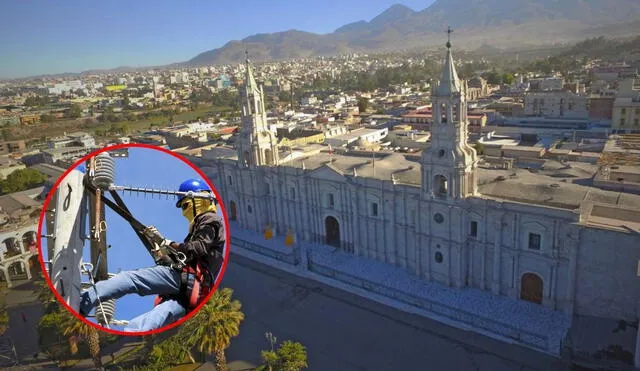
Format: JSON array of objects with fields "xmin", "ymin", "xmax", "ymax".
[{"xmin": 435, "ymin": 42, "xmax": 462, "ymax": 96}]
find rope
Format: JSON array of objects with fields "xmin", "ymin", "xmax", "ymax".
[{"xmin": 81, "ymin": 262, "xmax": 110, "ymax": 329}]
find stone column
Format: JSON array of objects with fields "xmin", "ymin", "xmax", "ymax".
[
  {"xmin": 3, "ymin": 267, "xmax": 11, "ymax": 288},
  {"xmin": 24, "ymin": 259, "xmax": 31, "ymax": 280},
  {"xmin": 492, "ymin": 217, "xmax": 503, "ymax": 295}
]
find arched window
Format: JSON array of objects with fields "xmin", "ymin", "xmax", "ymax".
[
  {"xmin": 440, "ymin": 103, "xmax": 447, "ymax": 123},
  {"xmin": 434, "ymin": 175, "xmax": 448, "ymax": 196},
  {"xmin": 452, "ymin": 104, "xmax": 458, "ymax": 122}
]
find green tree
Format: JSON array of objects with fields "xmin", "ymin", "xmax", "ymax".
[
  {"xmin": 41, "ymin": 114, "xmax": 55, "ymax": 123},
  {"xmin": 482, "ymin": 70, "xmax": 502, "ymax": 85},
  {"xmin": 260, "ymin": 340, "xmax": 308, "ymax": 371},
  {"xmin": 357, "ymin": 97, "xmax": 369, "ymax": 114},
  {"xmin": 100, "ymin": 106, "xmax": 118, "ymax": 123},
  {"xmin": 502, "ymin": 73, "xmax": 515, "ymax": 85},
  {"xmin": 66, "ymin": 104, "xmax": 82, "ymax": 119},
  {"xmin": 146, "ymin": 334, "xmax": 194, "ymax": 368},
  {"xmin": 179, "ymin": 288, "xmax": 244, "ymax": 370},
  {"xmin": 60, "ymin": 313, "xmax": 102, "ymax": 369},
  {"xmin": 0, "ymin": 302, "xmax": 7, "ymax": 337},
  {"xmin": 1, "ymin": 128, "xmax": 13, "ymax": 141},
  {"xmin": 278, "ymin": 90, "xmax": 292, "ymax": 104},
  {"xmin": 36, "ymin": 280, "xmax": 58, "ymax": 314},
  {"xmin": 122, "ymin": 94, "xmax": 131, "ymax": 108},
  {"xmin": 0, "ymin": 168, "xmax": 47, "ymax": 194},
  {"xmin": 459, "ymin": 63, "xmax": 476, "ymax": 79},
  {"xmin": 38, "ymin": 308, "xmax": 76, "ymax": 363},
  {"xmin": 25, "ymin": 96, "xmax": 49, "ymax": 107}
]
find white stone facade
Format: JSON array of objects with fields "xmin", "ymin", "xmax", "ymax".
[
  {"xmin": 0, "ymin": 223, "xmax": 38, "ymax": 287},
  {"xmin": 195, "ymin": 44, "xmax": 640, "ymax": 326}
]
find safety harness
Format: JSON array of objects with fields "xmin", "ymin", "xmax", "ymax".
[{"xmin": 84, "ymin": 180, "xmax": 215, "ymax": 311}]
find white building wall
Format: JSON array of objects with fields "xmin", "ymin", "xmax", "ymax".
[
  {"xmin": 574, "ymin": 227, "xmax": 640, "ymax": 320},
  {"xmin": 524, "ymin": 92, "xmax": 589, "ymax": 119}
]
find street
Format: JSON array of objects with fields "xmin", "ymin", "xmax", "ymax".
[
  {"xmin": 0, "ymin": 280, "xmax": 45, "ymax": 369},
  {"xmin": 222, "ymin": 254, "xmax": 568, "ymax": 371}
]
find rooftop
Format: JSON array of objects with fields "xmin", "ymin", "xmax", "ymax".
[
  {"xmin": 279, "ymin": 150, "xmax": 640, "ymax": 215},
  {"xmin": 29, "ymin": 163, "xmax": 65, "ymax": 181},
  {"xmin": 330, "ymin": 128, "xmax": 387, "ymax": 142}
]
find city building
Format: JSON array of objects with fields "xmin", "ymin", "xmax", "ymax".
[
  {"xmin": 197, "ymin": 41, "xmax": 640, "ymax": 356},
  {"xmin": 524, "ymin": 91, "xmax": 589, "ymax": 119},
  {"xmin": 324, "ymin": 127, "xmax": 389, "ymax": 148},
  {"xmin": 41, "ymin": 146, "xmax": 92, "ymax": 165},
  {"xmin": 592, "ymin": 65, "xmax": 638, "ymax": 82},
  {"xmin": 19, "ymin": 114, "xmax": 40, "ymax": 125},
  {"xmin": 528, "ymin": 77, "xmax": 564, "ymax": 92},
  {"xmin": 301, "ymin": 96, "xmax": 318, "ymax": 106},
  {"xmin": 47, "ymin": 132, "xmax": 95, "ymax": 149},
  {"xmin": 612, "ymin": 79, "xmax": 640, "ymax": 132},
  {"xmin": 0, "ymin": 140, "xmax": 26, "ymax": 155},
  {"xmin": 484, "ymin": 99, "xmax": 524, "ymax": 118},
  {"xmin": 588, "ymin": 96, "xmax": 615, "ymax": 120}
]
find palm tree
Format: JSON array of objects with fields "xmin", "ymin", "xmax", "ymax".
[
  {"xmin": 35, "ymin": 280, "xmax": 57, "ymax": 314},
  {"xmin": 179, "ymin": 288, "xmax": 244, "ymax": 371},
  {"xmin": 0, "ymin": 304, "xmax": 8, "ymax": 337},
  {"xmin": 60, "ymin": 313, "xmax": 103, "ymax": 370}
]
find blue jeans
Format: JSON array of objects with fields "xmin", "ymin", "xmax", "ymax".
[{"xmin": 79, "ymin": 265, "xmax": 188, "ymax": 332}]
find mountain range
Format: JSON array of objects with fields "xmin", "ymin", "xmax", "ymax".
[{"xmin": 188, "ymin": 0, "xmax": 640, "ymax": 65}]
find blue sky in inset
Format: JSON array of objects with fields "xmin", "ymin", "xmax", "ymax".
[{"xmin": 43, "ymin": 146, "xmax": 223, "ymax": 331}]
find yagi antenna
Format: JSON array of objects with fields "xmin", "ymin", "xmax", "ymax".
[{"xmin": 108, "ymin": 185, "xmax": 217, "ymax": 203}]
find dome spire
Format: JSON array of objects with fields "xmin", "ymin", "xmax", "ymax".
[{"xmin": 436, "ymin": 26, "xmax": 461, "ymax": 96}]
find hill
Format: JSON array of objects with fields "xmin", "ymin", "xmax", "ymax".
[{"xmin": 187, "ymin": 0, "xmax": 640, "ymax": 66}]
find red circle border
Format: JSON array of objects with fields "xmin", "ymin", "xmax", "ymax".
[{"xmin": 37, "ymin": 143, "xmax": 231, "ymax": 336}]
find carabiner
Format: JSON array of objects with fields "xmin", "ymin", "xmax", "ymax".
[{"xmin": 176, "ymin": 252, "xmax": 187, "ymax": 265}]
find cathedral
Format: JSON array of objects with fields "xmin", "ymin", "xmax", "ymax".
[{"xmin": 194, "ymin": 39, "xmax": 640, "ymax": 328}]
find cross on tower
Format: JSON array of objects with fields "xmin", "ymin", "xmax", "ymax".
[{"xmin": 446, "ymin": 26, "xmax": 453, "ymax": 49}]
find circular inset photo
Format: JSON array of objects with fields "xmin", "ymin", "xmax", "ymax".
[{"xmin": 38, "ymin": 144, "xmax": 230, "ymax": 335}]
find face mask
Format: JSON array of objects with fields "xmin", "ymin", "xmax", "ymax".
[{"xmin": 180, "ymin": 195, "xmax": 216, "ymax": 224}]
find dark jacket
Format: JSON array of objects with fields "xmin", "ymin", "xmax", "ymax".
[{"xmin": 177, "ymin": 211, "xmax": 225, "ymax": 282}]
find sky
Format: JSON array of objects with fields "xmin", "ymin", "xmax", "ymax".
[
  {"xmin": 0, "ymin": 0, "xmax": 434, "ymax": 79},
  {"xmin": 43, "ymin": 147, "xmax": 226, "ymax": 331}
]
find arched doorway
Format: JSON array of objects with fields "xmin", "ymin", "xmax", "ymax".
[
  {"xmin": 520, "ymin": 273, "xmax": 543, "ymax": 304},
  {"xmin": 2, "ymin": 237, "xmax": 20, "ymax": 258},
  {"xmin": 325, "ymin": 216, "xmax": 340, "ymax": 248},
  {"xmin": 22, "ymin": 231, "xmax": 37, "ymax": 253},
  {"xmin": 229, "ymin": 201, "xmax": 237, "ymax": 221},
  {"xmin": 7, "ymin": 261, "xmax": 27, "ymax": 280}
]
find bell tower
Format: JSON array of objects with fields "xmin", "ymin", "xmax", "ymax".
[
  {"xmin": 421, "ymin": 28, "xmax": 478, "ymax": 199},
  {"xmin": 236, "ymin": 52, "xmax": 279, "ymax": 167}
]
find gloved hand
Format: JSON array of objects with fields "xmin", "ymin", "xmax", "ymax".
[
  {"xmin": 143, "ymin": 226, "xmax": 173, "ymax": 247},
  {"xmin": 155, "ymin": 254, "xmax": 175, "ymax": 267}
]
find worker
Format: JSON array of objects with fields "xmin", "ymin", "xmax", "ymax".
[{"xmin": 78, "ymin": 179, "xmax": 225, "ymax": 332}]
